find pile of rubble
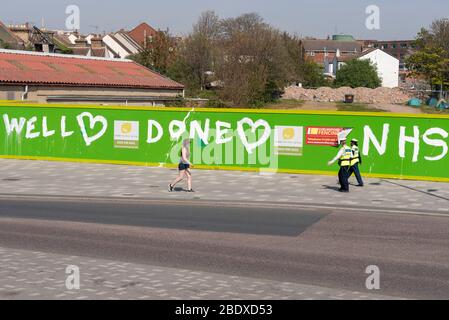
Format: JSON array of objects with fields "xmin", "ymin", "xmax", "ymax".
[{"xmin": 283, "ymin": 86, "xmax": 412, "ymax": 104}]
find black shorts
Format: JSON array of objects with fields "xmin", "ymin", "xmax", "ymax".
[{"xmin": 178, "ymin": 163, "xmax": 190, "ymax": 171}]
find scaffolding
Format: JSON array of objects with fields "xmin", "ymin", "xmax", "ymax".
[{"xmin": 29, "ymin": 26, "xmax": 55, "ymax": 53}]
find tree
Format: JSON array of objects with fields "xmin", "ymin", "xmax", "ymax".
[
  {"xmin": 415, "ymin": 19, "xmax": 449, "ymax": 53},
  {"xmin": 214, "ymin": 13, "xmax": 302, "ymax": 106},
  {"xmin": 300, "ymin": 60, "xmax": 331, "ymax": 88},
  {"xmin": 165, "ymin": 11, "xmax": 319, "ymax": 106},
  {"xmin": 0, "ymin": 39, "xmax": 11, "ymax": 49},
  {"xmin": 129, "ymin": 29, "xmax": 177, "ymax": 75},
  {"xmin": 335, "ymin": 59, "xmax": 381, "ymax": 88},
  {"xmin": 406, "ymin": 18, "xmax": 449, "ymax": 94},
  {"xmin": 406, "ymin": 46, "xmax": 449, "ymax": 92},
  {"xmin": 167, "ymin": 11, "xmax": 220, "ymax": 93},
  {"xmin": 279, "ymin": 33, "xmax": 330, "ymax": 88}
]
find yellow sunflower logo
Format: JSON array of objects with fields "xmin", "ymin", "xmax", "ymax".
[
  {"xmin": 121, "ymin": 123, "xmax": 132, "ymax": 134},
  {"xmin": 282, "ymin": 128, "xmax": 295, "ymax": 140}
]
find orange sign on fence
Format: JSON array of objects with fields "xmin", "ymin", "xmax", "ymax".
[{"xmin": 305, "ymin": 126, "xmax": 343, "ymax": 146}]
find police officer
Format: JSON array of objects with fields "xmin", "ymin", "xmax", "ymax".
[
  {"xmin": 328, "ymin": 138, "xmax": 352, "ymax": 192},
  {"xmin": 348, "ymin": 138, "xmax": 364, "ymax": 187}
]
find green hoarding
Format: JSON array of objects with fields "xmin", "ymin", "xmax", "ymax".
[{"xmin": 1, "ymin": 102, "xmax": 449, "ymax": 182}]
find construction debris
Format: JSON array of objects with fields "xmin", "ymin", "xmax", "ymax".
[{"xmin": 282, "ymin": 86, "xmax": 412, "ymax": 104}]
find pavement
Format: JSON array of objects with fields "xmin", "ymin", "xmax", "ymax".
[
  {"xmin": 1, "ymin": 158, "xmax": 449, "ymax": 300},
  {"xmin": 0, "ymin": 158, "xmax": 448, "ymax": 214},
  {"xmin": 0, "ymin": 246, "xmax": 400, "ymax": 300}
]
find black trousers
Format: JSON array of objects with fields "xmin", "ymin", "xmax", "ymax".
[
  {"xmin": 349, "ymin": 163, "xmax": 364, "ymax": 186},
  {"xmin": 338, "ymin": 166, "xmax": 350, "ymax": 191}
]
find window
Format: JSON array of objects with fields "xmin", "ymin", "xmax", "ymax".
[
  {"xmin": 373, "ymin": 43, "xmax": 379, "ymax": 48},
  {"xmin": 392, "ymin": 44, "xmax": 397, "ymax": 49},
  {"xmin": 401, "ymin": 43, "xmax": 408, "ymax": 48},
  {"xmin": 382, "ymin": 44, "xmax": 389, "ymax": 49}
]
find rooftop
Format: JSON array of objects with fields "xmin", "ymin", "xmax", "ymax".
[
  {"xmin": 0, "ymin": 49, "xmax": 184, "ymax": 90},
  {"xmin": 0, "ymin": 21, "xmax": 24, "ymax": 48},
  {"xmin": 301, "ymin": 39, "xmax": 363, "ymax": 52},
  {"xmin": 334, "ymin": 48, "xmax": 400, "ymax": 62},
  {"xmin": 128, "ymin": 22, "xmax": 158, "ymax": 46}
]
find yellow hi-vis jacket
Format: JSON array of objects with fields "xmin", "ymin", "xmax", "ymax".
[
  {"xmin": 337, "ymin": 145, "xmax": 352, "ymax": 167},
  {"xmin": 350, "ymin": 145, "xmax": 360, "ymax": 166}
]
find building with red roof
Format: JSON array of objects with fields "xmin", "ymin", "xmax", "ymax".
[
  {"xmin": 127, "ymin": 23, "xmax": 158, "ymax": 48},
  {"xmin": 0, "ymin": 49, "xmax": 184, "ymax": 105}
]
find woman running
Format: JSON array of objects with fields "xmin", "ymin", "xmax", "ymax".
[{"xmin": 168, "ymin": 139, "xmax": 194, "ymax": 192}]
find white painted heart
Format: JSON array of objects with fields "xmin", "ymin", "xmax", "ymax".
[
  {"xmin": 76, "ymin": 112, "xmax": 108, "ymax": 146},
  {"xmin": 237, "ymin": 117, "xmax": 271, "ymax": 154}
]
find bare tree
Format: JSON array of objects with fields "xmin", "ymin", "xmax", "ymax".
[
  {"xmin": 215, "ymin": 13, "xmax": 295, "ymax": 105},
  {"xmin": 193, "ymin": 10, "xmax": 220, "ymax": 39},
  {"xmin": 130, "ymin": 29, "xmax": 176, "ymax": 75},
  {"xmin": 172, "ymin": 11, "xmax": 220, "ymax": 91},
  {"xmin": 167, "ymin": 11, "xmax": 321, "ymax": 105},
  {"xmin": 429, "ymin": 18, "xmax": 449, "ymax": 53}
]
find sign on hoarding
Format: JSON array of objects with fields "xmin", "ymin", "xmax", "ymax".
[
  {"xmin": 274, "ymin": 126, "xmax": 303, "ymax": 156},
  {"xmin": 306, "ymin": 126, "xmax": 344, "ymax": 146},
  {"xmin": 114, "ymin": 121, "xmax": 139, "ymax": 149}
]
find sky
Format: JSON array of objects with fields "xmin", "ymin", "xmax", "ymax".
[{"xmin": 1, "ymin": 0, "xmax": 448, "ymax": 40}]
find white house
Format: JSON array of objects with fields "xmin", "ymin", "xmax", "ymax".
[
  {"xmin": 67, "ymin": 33, "xmax": 78, "ymax": 45},
  {"xmin": 102, "ymin": 32, "xmax": 142, "ymax": 59},
  {"xmin": 358, "ymin": 49, "xmax": 399, "ymax": 88},
  {"xmin": 331, "ymin": 48, "xmax": 400, "ymax": 88}
]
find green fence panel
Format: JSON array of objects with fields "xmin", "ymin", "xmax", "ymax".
[{"xmin": 1, "ymin": 103, "xmax": 449, "ymax": 182}]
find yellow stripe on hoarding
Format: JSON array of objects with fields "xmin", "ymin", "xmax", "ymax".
[{"xmin": 1, "ymin": 101, "xmax": 449, "ymax": 119}]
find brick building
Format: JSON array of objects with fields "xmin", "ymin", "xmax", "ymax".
[
  {"xmin": 362, "ymin": 40, "xmax": 416, "ymax": 71},
  {"xmin": 127, "ymin": 22, "xmax": 158, "ymax": 48},
  {"xmin": 300, "ymin": 37, "xmax": 364, "ymax": 76}
]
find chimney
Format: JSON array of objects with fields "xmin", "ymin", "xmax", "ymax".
[
  {"xmin": 74, "ymin": 36, "xmax": 88, "ymax": 47},
  {"xmin": 91, "ymin": 35, "xmax": 103, "ymax": 48},
  {"xmin": 42, "ymin": 43, "xmax": 50, "ymax": 53}
]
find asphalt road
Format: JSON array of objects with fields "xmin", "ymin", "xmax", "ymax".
[{"xmin": 0, "ymin": 196, "xmax": 449, "ymax": 299}]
